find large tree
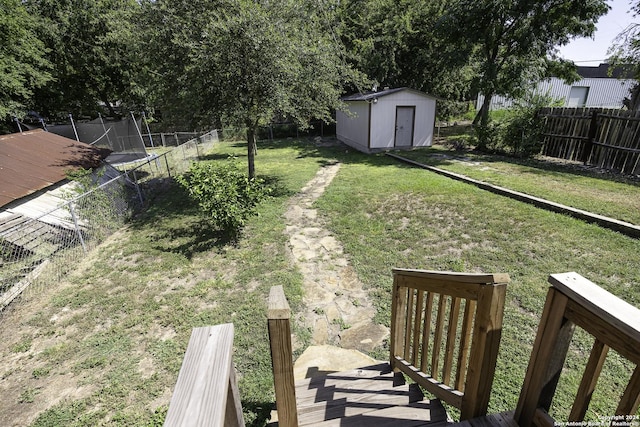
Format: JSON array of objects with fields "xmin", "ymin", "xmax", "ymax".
[
  {"xmin": 179, "ymin": 0, "xmax": 360, "ymax": 179},
  {"xmin": 609, "ymin": 2, "xmax": 640, "ymax": 110},
  {"xmin": 337, "ymin": 0, "xmax": 474, "ymax": 103},
  {"xmin": 137, "ymin": 0, "xmax": 225, "ymax": 130},
  {"xmin": 24, "ymin": 0, "xmax": 145, "ymax": 120},
  {"xmin": 444, "ymin": 0, "xmax": 609, "ymax": 149},
  {"xmin": 0, "ymin": 0, "xmax": 51, "ymax": 126}
]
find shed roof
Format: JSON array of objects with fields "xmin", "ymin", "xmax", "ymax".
[
  {"xmin": 0, "ymin": 130, "xmax": 111, "ymax": 209},
  {"xmin": 341, "ymin": 87, "xmax": 438, "ymax": 102},
  {"xmin": 576, "ymin": 64, "xmax": 634, "ymax": 79}
]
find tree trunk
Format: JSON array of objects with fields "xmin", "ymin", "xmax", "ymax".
[
  {"xmin": 247, "ymin": 127, "xmax": 257, "ymax": 180},
  {"xmin": 474, "ymin": 92, "xmax": 493, "ymax": 151}
]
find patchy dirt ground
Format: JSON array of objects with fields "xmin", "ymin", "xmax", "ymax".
[{"xmin": 0, "ymin": 158, "xmax": 387, "ymax": 426}]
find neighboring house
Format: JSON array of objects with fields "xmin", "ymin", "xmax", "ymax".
[
  {"xmin": 0, "ymin": 130, "xmax": 112, "ymax": 229},
  {"xmin": 336, "ymin": 87, "xmax": 437, "ymax": 153},
  {"xmin": 477, "ymin": 64, "xmax": 637, "ymax": 110}
]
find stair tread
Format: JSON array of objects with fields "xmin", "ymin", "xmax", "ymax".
[{"xmin": 295, "ymin": 363, "xmax": 448, "ymax": 426}]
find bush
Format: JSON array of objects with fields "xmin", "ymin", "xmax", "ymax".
[
  {"xmin": 176, "ymin": 160, "xmax": 270, "ymax": 238},
  {"xmin": 479, "ymin": 92, "xmax": 559, "ymax": 157}
]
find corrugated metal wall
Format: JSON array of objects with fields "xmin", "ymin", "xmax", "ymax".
[{"xmin": 477, "ymin": 77, "xmax": 636, "ymax": 110}]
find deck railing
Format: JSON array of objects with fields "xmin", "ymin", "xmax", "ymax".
[
  {"xmin": 268, "ymin": 285, "xmax": 299, "ymax": 427},
  {"xmin": 390, "ymin": 268, "xmax": 510, "ymax": 420},
  {"xmin": 164, "ymin": 324, "xmax": 245, "ymax": 427},
  {"xmin": 515, "ymin": 272, "xmax": 640, "ymax": 427}
]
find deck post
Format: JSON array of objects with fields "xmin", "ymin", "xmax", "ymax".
[
  {"xmin": 268, "ymin": 286, "xmax": 298, "ymax": 427},
  {"xmin": 460, "ymin": 279, "xmax": 507, "ymax": 420},
  {"xmin": 164, "ymin": 324, "xmax": 244, "ymax": 427}
]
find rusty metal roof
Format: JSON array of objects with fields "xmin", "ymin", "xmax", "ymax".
[{"xmin": 0, "ymin": 130, "xmax": 111, "ymax": 209}]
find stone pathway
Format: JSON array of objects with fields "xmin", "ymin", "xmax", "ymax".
[{"xmin": 283, "ymin": 162, "xmax": 388, "ymax": 353}]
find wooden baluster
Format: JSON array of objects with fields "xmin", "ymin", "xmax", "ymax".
[
  {"xmin": 431, "ymin": 294, "xmax": 448, "ymax": 380},
  {"xmin": 420, "ymin": 292, "xmax": 435, "ymax": 373},
  {"xmin": 443, "ymin": 297, "xmax": 462, "ymax": 385},
  {"xmin": 455, "ymin": 299, "xmax": 476, "ymax": 391},
  {"xmin": 404, "ymin": 288, "xmax": 415, "ymax": 361},
  {"xmin": 615, "ymin": 366, "xmax": 640, "ymax": 416},
  {"xmin": 569, "ymin": 339, "xmax": 609, "ymax": 421},
  {"xmin": 412, "ymin": 290, "xmax": 425, "ymax": 366}
]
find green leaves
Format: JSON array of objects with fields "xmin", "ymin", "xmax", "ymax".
[
  {"xmin": 175, "ymin": 160, "xmax": 271, "ymax": 239},
  {"xmin": 23, "ymin": 0, "xmax": 145, "ymax": 119},
  {"xmin": 0, "ymin": 0, "xmax": 51, "ymax": 121}
]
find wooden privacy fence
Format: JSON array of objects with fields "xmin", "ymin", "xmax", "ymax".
[{"xmin": 539, "ymin": 107, "xmax": 640, "ymax": 175}]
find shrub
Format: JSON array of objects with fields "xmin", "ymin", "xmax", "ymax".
[
  {"xmin": 479, "ymin": 92, "xmax": 559, "ymax": 157},
  {"xmin": 176, "ymin": 160, "xmax": 270, "ymax": 238}
]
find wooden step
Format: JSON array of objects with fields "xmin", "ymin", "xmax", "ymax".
[
  {"xmin": 0, "ymin": 214, "xmax": 65, "ymax": 254},
  {"xmin": 295, "ymin": 363, "xmax": 449, "ymax": 426},
  {"xmin": 0, "ymin": 213, "xmax": 30, "ymax": 234},
  {"xmin": 449, "ymin": 411, "xmax": 517, "ymax": 427}
]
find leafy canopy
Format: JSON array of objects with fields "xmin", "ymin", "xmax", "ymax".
[
  {"xmin": 184, "ymin": 0, "xmax": 361, "ymax": 177},
  {"xmin": 0, "ymin": 0, "xmax": 51, "ymax": 123},
  {"xmin": 443, "ymin": 0, "xmax": 608, "ymax": 147}
]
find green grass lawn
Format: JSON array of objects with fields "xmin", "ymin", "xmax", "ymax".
[
  {"xmin": 398, "ymin": 143, "xmax": 640, "ymax": 226},
  {"xmin": 1, "ymin": 138, "xmax": 638, "ymax": 426}
]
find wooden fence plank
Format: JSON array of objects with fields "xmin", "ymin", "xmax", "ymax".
[{"xmin": 540, "ymin": 107, "xmax": 640, "ymax": 175}]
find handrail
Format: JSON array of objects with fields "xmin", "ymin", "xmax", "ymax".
[
  {"xmin": 164, "ymin": 324, "xmax": 245, "ymax": 427},
  {"xmin": 268, "ymin": 285, "xmax": 298, "ymax": 427},
  {"xmin": 390, "ymin": 268, "xmax": 509, "ymax": 420},
  {"xmin": 515, "ymin": 272, "xmax": 640, "ymax": 427}
]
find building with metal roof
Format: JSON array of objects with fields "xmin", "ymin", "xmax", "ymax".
[
  {"xmin": 0, "ymin": 130, "xmax": 111, "ymax": 209},
  {"xmin": 477, "ymin": 64, "xmax": 637, "ymax": 110}
]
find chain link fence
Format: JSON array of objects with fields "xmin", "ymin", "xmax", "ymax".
[{"xmin": 0, "ymin": 130, "xmax": 218, "ymax": 314}]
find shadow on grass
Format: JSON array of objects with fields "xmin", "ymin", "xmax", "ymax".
[
  {"xmin": 209, "ymin": 136, "xmax": 638, "ymax": 186},
  {"xmin": 129, "ymin": 173, "xmax": 292, "ymax": 259},
  {"xmin": 398, "ymin": 145, "xmax": 640, "ymax": 187},
  {"xmin": 242, "ymin": 400, "xmax": 275, "ymax": 427},
  {"xmin": 249, "ymin": 137, "xmax": 416, "ymax": 170}
]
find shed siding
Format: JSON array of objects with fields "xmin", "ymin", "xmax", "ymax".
[
  {"xmin": 369, "ymin": 92, "xmax": 435, "ymax": 150},
  {"xmin": 478, "ymin": 77, "xmax": 636, "ymax": 110},
  {"xmin": 336, "ymin": 101, "xmax": 370, "ymax": 151}
]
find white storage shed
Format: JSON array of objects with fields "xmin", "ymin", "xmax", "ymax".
[{"xmin": 336, "ymin": 87, "xmax": 437, "ymax": 153}]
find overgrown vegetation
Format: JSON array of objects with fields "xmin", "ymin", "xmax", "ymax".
[
  {"xmin": 175, "ymin": 159, "xmax": 271, "ymax": 239},
  {"xmin": 472, "ymin": 92, "xmax": 560, "ymax": 157}
]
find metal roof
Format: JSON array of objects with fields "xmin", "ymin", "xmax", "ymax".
[
  {"xmin": 577, "ymin": 64, "xmax": 635, "ymax": 79},
  {"xmin": 341, "ymin": 87, "xmax": 440, "ymax": 102},
  {"xmin": 0, "ymin": 130, "xmax": 111, "ymax": 209}
]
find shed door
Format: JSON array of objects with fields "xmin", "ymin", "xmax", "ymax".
[{"xmin": 395, "ymin": 106, "xmax": 415, "ymax": 147}]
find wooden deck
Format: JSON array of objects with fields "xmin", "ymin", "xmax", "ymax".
[
  {"xmin": 294, "ymin": 363, "xmax": 450, "ymax": 426},
  {"xmin": 163, "ymin": 271, "xmax": 640, "ymax": 427}
]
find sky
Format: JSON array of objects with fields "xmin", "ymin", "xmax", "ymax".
[{"xmin": 557, "ymin": 0, "xmax": 636, "ymax": 65}]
